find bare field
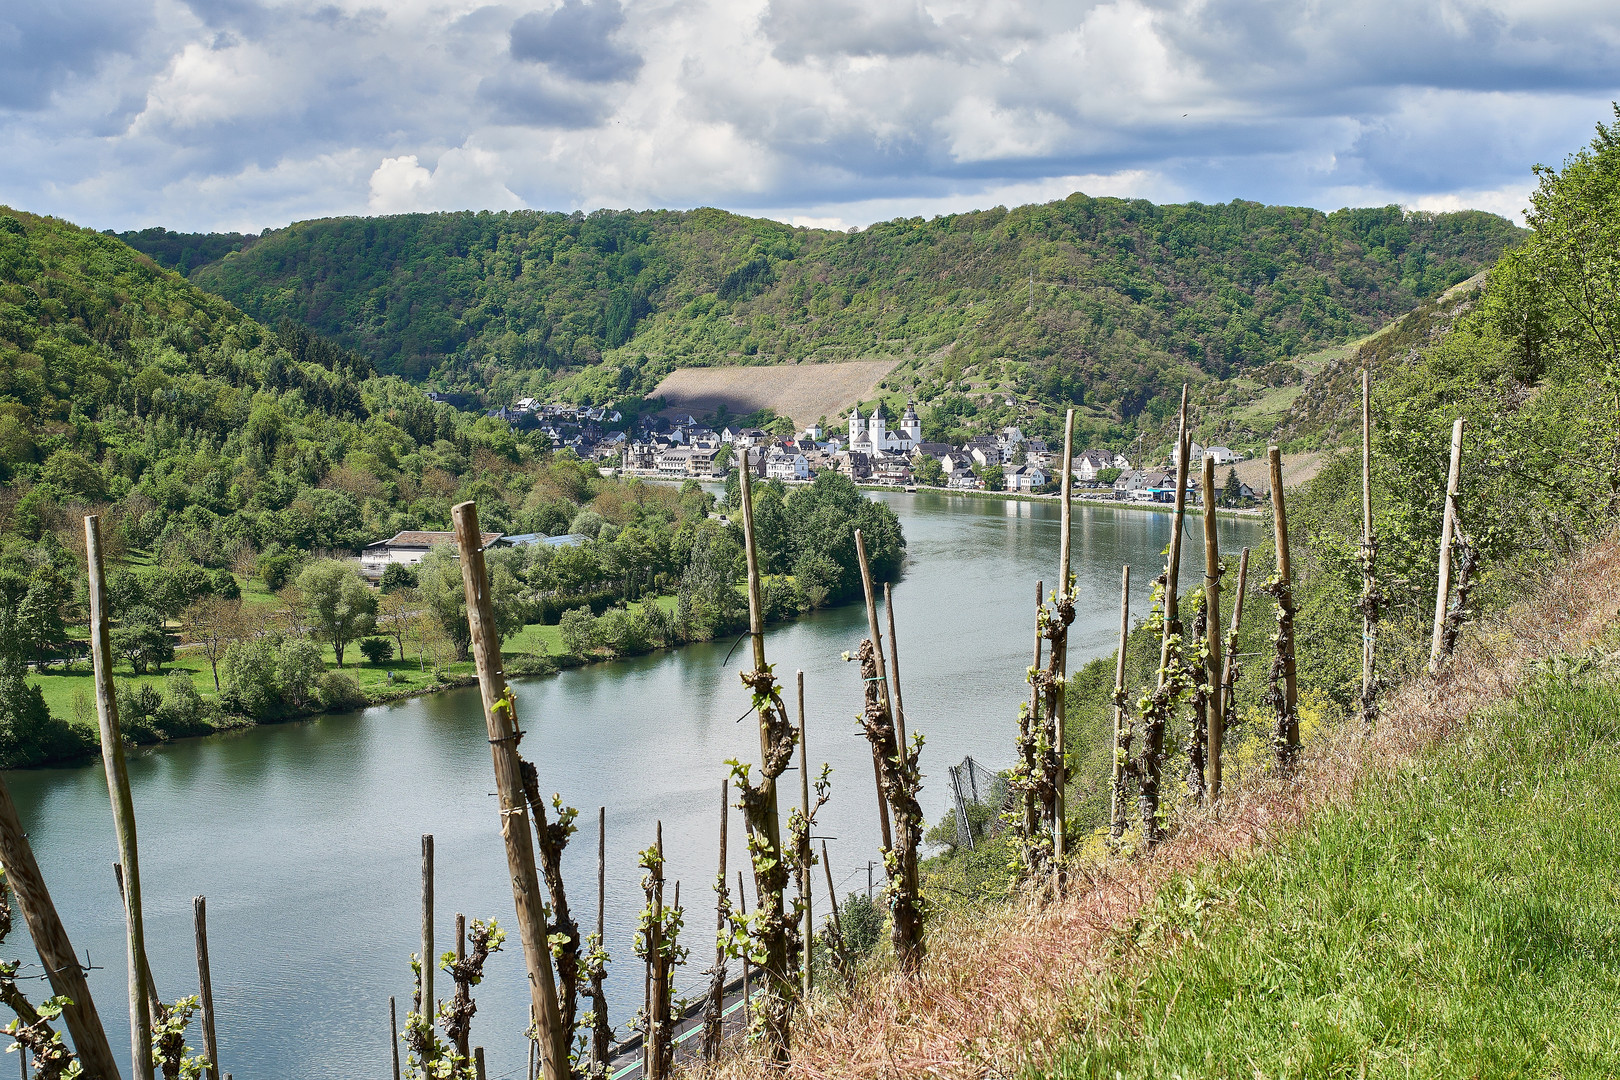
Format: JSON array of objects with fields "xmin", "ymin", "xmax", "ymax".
[
  {"xmin": 649, "ymin": 360, "xmax": 899, "ymax": 426},
  {"xmin": 1231, "ymin": 449, "xmax": 1330, "ymax": 494}
]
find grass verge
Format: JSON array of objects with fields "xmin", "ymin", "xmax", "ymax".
[{"xmin": 1052, "ymin": 661, "xmax": 1620, "ymax": 1078}]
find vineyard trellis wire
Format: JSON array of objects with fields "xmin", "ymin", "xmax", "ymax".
[{"xmin": 946, "ymin": 756, "xmax": 1008, "ymax": 852}]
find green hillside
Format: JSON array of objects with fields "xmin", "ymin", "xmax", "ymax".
[{"xmin": 170, "ymin": 199, "xmax": 1520, "ymax": 443}]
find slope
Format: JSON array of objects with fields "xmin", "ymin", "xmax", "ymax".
[{"xmin": 171, "ymin": 199, "xmax": 1521, "ymax": 443}]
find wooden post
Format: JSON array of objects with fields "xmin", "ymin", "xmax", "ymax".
[
  {"xmin": 451, "ymin": 502, "xmax": 569, "ymax": 1080},
  {"xmin": 854, "ymin": 530, "xmax": 895, "ymax": 853},
  {"xmin": 111, "ymin": 864, "xmax": 162, "ymax": 1019},
  {"xmin": 796, "ymin": 671, "xmax": 812, "ymax": 998},
  {"xmin": 389, "ymin": 997, "xmax": 400, "ymax": 1080},
  {"xmin": 454, "ymin": 914, "xmax": 468, "ymax": 1063},
  {"xmin": 883, "ymin": 584, "xmax": 907, "ymax": 752},
  {"xmin": 473, "ymin": 1047, "xmax": 486, "ymax": 1080},
  {"xmin": 1429, "ymin": 417, "xmax": 1466, "ymax": 671},
  {"xmin": 702, "ymin": 781, "xmax": 729, "ymax": 1062},
  {"xmin": 591, "ymin": 807, "xmax": 610, "ymax": 1071},
  {"xmin": 645, "ymin": 823, "xmax": 668, "ymax": 1080},
  {"xmin": 1023, "ymin": 580, "xmax": 1042, "ymax": 848},
  {"xmin": 1269, "ymin": 447, "xmax": 1300, "ymax": 756},
  {"xmin": 1360, "ymin": 368, "xmax": 1378, "ymax": 723},
  {"xmin": 1053, "ymin": 407, "xmax": 1075, "ymax": 863},
  {"xmin": 86, "ymin": 514, "xmax": 154, "ymax": 1080},
  {"xmin": 1200, "ymin": 455, "xmax": 1224, "ymax": 801},
  {"xmin": 420, "ymin": 835, "xmax": 433, "ymax": 1023},
  {"xmin": 193, "ymin": 897, "xmax": 221, "ymax": 1080},
  {"xmin": 733, "ymin": 465, "xmax": 792, "ymax": 1057},
  {"xmin": 1221, "ymin": 548, "xmax": 1251, "ymax": 705},
  {"xmin": 1141, "ymin": 389, "xmax": 1191, "ymax": 841},
  {"xmin": 819, "ymin": 841, "xmax": 847, "ymax": 977},
  {"xmin": 0, "ymin": 772, "xmax": 121, "ymax": 1080},
  {"xmin": 1159, "ymin": 393, "xmax": 1191, "ymax": 682},
  {"xmin": 736, "ymin": 870, "xmax": 750, "ymax": 1013},
  {"xmin": 1108, "ymin": 566, "xmax": 1129, "ymax": 838}
]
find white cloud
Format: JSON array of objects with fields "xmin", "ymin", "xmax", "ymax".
[{"xmin": 0, "ymin": 0, "xmax": 1616, "ymax": 231}]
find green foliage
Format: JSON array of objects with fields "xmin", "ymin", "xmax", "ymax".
[
  {"xmin": 111, "ymin": 606, "xmax": 173, "ymax": 676},
  {"xmin": 185, "ymin": 203, "xmax": 1517, "ymax": 436},
  {"xmin": 296, "ymin": 558, "xmax": 377, "ymax": 667},
  {"xmin": 1051, "ymin": 667, "xmax": 1620, "ymax": 1078},
  {"xmin": 0, "ymin": 606, "xmax": 88, "ymax": 766},
  {"xmin": 836, "ymin": 892, "xmax": 883, "ymax": 960},
  {"xmin": 359, "ymin": 636, "xmax": 394, "ymax": 664}
]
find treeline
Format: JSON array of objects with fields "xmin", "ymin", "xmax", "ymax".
[{"xmin": 168, "ymin": 199, "xmax": 1519, "ymax": 438}]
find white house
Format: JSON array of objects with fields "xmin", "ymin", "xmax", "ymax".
[
  {"xmin": 1004, "ymin": 465, "xmax": 1049, "ymax": 492},
  {"xmin": 765, "ymin": 450, "xmax": 811, "ymax": 481},
  {"xmin": 1205, "ymin": 446, "xmax": 1240, "ymax": 465},
  {"xmin": 360, "ymin": 530, "xmax": 503, "ymax": 579}
]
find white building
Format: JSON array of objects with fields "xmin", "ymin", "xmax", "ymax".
[
  {"xmin": 360, "ymin": 530, "xmax": 503, "ymax": 579},
  {"xmin": 848, "ymin": 400, "xmax": 922, "ymax": 456},
  {"xmin": 1005, "ymin": 465, "xmax": 1049, "ymax": 492},
  {"xmin": 765, "ymin": 451, "xmax": 811, "ymax": 481}
]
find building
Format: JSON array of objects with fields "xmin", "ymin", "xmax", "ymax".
[
  {"xmin": 765, "ymin": 450, "xmax": 811, "ymax": 481},
  {"xmin": 360, "ymin": 530, "xmax": 503, "ymax": 579},
  {"xmin": 1004, "ymin": 465, "xmax": 1049, "ymax": 492},
  {"xmin": 847, "ymin": 400, "xmax": 922, "ymax": 456}
]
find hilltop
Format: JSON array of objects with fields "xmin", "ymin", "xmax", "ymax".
[{"xmin": 125, "ymin": 198, "xmax": 1521, "ymax": 449}]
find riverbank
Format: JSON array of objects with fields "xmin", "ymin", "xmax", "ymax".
[
  {"xmin": 23, "ymin": 582, "xmax": 837, "ymax": 769},
  {"xmin": 854, "ymin": 482, "xmax": 1266, "ymax": 517}
]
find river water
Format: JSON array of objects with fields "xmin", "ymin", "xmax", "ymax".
[{"xmin": 13, "ymin": 493, "xmax": 1260, "ymax": 1080}]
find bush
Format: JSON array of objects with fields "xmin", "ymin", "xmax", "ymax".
[
  {"xmin": 211, "ymin": 568, "xmax": 241, "ymax": 600},
  {"xmin": 257, "ymin": 551, "xmax": 303, "ymax": 591},
  {"xmin": 558, "ymin": 605, "xmax": 598, "ymax": 655},
  {"xmin": 359, "ymin": 637, "xmax": 394, "ymax": 665},
  {"xmin": 315, "ymin": 671, "xmax": 366, "ymax": 711},
  {"xmin": 276, "ymin": 638, "xmax": 325, "ymax": 711},
  {"xmin": 839, "ymin": 892, "xmax": 884, "ymax": 959},
  {"xmin": 159, "ymin": 670, "xmax": 208, "ymax": 731},
  {"xmin": 114, "ymin": 680, "xmax": 165, "ymax": 743},
  {"xmin": 220, "ymin": 638, "xmax": 281, "ymax": 718}
]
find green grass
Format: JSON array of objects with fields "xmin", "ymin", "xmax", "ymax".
[{"xmin": 1048, "ymin": 667, "xmax": 1620, "ymax": 1079}]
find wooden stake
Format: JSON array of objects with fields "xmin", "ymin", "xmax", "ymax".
[
  {"xmin": 454, "ymin": 913, "xmax": 468, "ymax": 1063},
  {"xmin": 1159, "ymin": 393, "xmax": 1191, "ymax": 685},
  {"xmin": 1360, "ymin": 368, "xmax": 1379, "ymax": 724},
  {"xmin": 819, "ymin": 841, "xmax": 848, "ymax": 978},
  {"xmin": 451, "ymin": 502, "xmax": 568, "ymax": 1080},
  {"xmin": 591, "ymin": 807, "xmax": 610, "ymax": 1070},
  {"xmin": 702, "ymin": 781, "xmax": 729, "ymax": 1062},
  {"xmin": 1200, "ymin": 455, "xmax": 1224, "ymax": 801},
  {"xmin": 797, "ymin": 670, "xmax": 812, "ymax": 998},
  {"xmin": 736, "ymin": 870, "xmax": 749, "ymax": 1016},
  {"xmin": 1023, "ymin": 580, "xmax": 1042, "ymax": 850},
  {"xmin": 1269, "ymin": 447, "xmax": 1300, "ymax": 758},
  {"xmin": 0, "ymin": 772, "xmax": 121, "ymax": 1080},
  {"xmin": 1109, "ymin": 566, "xmax": 1129, "ymax": 839},
  {"xmin": 1429, "ymin": 417, "xmax": 1466, "ymax": 670},
  {"xmin": 193, "ymin": 896, "xmax": 221, "ymax": 1080},
  {"xmin": 420, "ymin": 834, "xmax": 433, "ymax": 1022},
  {"xmin": 390, "ymin": 996, "xmax": 400, "ymax": 1080},
  {"xmin": 1221, "ymin": 548, "xmax": 1251, "ymax": 707},
  {"xmin": 111, "ymin": 864, "xmax": 162, "ymax": 1020},
  {"xmin": 883, "ymin": 583, "xmax": 907, "ymax": 752},
  {"xmin": 645, "ymin": 823, "xmax": 668, "ymax": 1080},
  {"xmin": 86, "ymin": 514, "xmax": 154, "ymax": 1080},
  {"xmin": 853, "ymin": 529, "xmax": 894, "ymax": 853},
  {"xmin": 473, "ymin": 1046, "xmax": 486, "ymax": 1080},
  {"xmin": 1053, "ymin": 407, "xmax": 1076, "ymax": 863},
  {"xmin": 1141, "ymin": 389, "xmax": 1191, "ymax": 841}
]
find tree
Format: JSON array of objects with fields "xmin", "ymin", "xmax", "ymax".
[
  {"xmin": 379, "ymin": 562, "xmax": 418, "ymax": 593},
  {"xmin": 184, "ymin": 595, "xmax": 249, "ymax": 691},
  {"xmin": 377, "ymin": 589, "xmax": 414, "ymax": 662},
  {"xmin": 911, "ymin": 456, "xmax": 945, "ymax": 487},
  {"xmin": 111, "ymin": 606, "xmax": 172, "ymax": 676},
  {"xmin": 297, "ymin": 559, "xmax": 378, "ymax": 668},
  {"xmin": 1222, "ymin": 467, "xmax": 1242, "ymax": 506},
  {"xmin": 14, "ymin": 581, "xmax": 66, "ymax": 669}
]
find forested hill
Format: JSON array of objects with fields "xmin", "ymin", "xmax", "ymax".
[{"xmin": 167, "ymin": 199, "xmax": 1520, "ymax": 431}]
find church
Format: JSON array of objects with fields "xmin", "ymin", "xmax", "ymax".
[{"xmin": 848, "ymin": 400, "xmax": 922, "ymax": 455}]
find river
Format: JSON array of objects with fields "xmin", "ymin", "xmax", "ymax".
[{"xmin": 11, "ymin": 492, "xmax": 1261, "ymax": 1079}]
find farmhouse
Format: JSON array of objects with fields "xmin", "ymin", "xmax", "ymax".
[{"xmin": 360, "ymin": 530, "xmax": 503, "ymax": 578}]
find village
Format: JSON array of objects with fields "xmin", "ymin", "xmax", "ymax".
[{"xmin": 480, "ymin": 395, "xmax": 1258, "ymax": 505}]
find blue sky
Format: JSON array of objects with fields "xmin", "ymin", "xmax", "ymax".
[{"xmin": 3, "ymin": 0, "xmax": 1618, "ymax": 233}]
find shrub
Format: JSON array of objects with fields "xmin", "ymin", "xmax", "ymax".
[
  {"xmin": 316, "ymin": 671, "xmax": 366, "ymax": 711},
  {"xmin": 276, "ymin": 638, "xmax": 325, "ymax": 711},
  {"xmin": 160, "ymin": 670, "xmax": 207, "ymax": 730},
  {"xmin": 839, "ymin": 892, "xmax": 884, "ymax": 959},
  {"xmin": 558, "ymin": 605, "xmax": 598, "ymax": 655},
  {"xmin": 359, "ymin": 637, "xmax": 394, "ymax": 665},
  {"xmin": 257, "ymin": 551, "xmax": 303, "ymax": 591},
  {"xmin": 220, "ymin": 638, "xmax": 280, "ymax": 718}
]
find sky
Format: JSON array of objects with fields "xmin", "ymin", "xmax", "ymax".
[{"xmin": 3, "ymin": 0, "xmax": 1619, "ymax": 234}]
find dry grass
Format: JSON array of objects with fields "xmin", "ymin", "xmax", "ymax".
[
  {"xmin": 650, "ymin": 361, "xmax": 900, "ymax": 427},
  {"xmin": 689, "ymin": 530, "xmax": 1620, "ymax": 1080}
]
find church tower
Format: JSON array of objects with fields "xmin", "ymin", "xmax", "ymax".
[
  {"xmin": 848, "ymin": 405, "xmax": 865, "ymax": 446},
  {"xmin": 900, "ymin": 399, "xmax": 921, "ymax": 447},
  {"xmin": 869, "ymin": 403, "xmax": 887, "ymax": 450}
]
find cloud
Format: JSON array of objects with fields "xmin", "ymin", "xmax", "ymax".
[
  {"xmin": 509, "ymin": 0, "xmax": 641, "ymax": 82},
  {"xmin": 1, "ymin": 0, "xmax": 1617, "ymax": 232},
  {"xmin": 367, "ymin": 148, "xmax": 524, "ymax": 214},
  {"xmin": 0, "ymin": 0, "xmax": 154, "ymax": 109}
]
